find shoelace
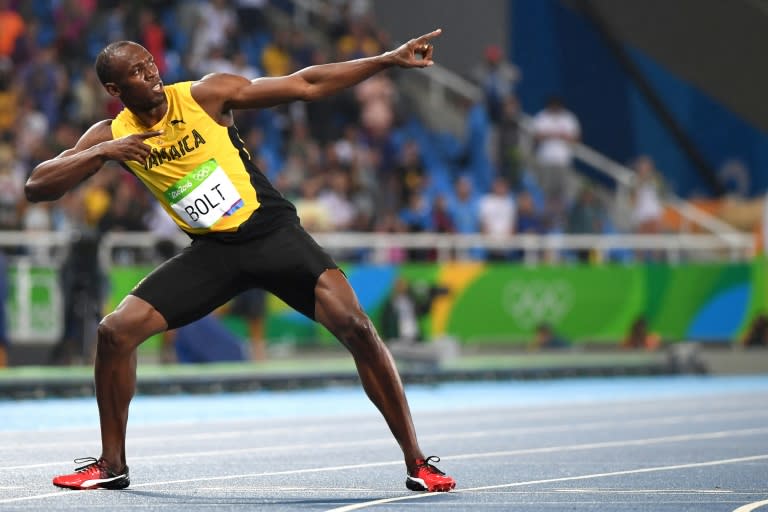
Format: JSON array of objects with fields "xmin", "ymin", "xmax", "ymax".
[
  {"xmin": 416, "ymin": 456, "xmax": 446, "ymax": 476},
  {"xmin": 73, "ymin": 457, "xmax": 102, "ymax": 473}
]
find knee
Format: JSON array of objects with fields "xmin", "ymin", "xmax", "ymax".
[
  {"xmin": 333, "ymin": 310, "xmax": 382, "ymax": 355},
  {"xmin": 96, "ymin": 313, "xmax": 134, "ymax": 357}
]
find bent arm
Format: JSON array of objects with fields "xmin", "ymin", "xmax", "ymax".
[
  {"xmin": 25, "ymin": 121, "xmax": 113, "ymax": 202},
  {"xmin": 193, "ymin": 29, "xmax": 442, "ymax": 114},
  {"xmin": 193, "ymin": 54, "xmax": 396, "ymax": 114}
]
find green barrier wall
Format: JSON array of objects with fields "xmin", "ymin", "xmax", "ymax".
[
  {"xmin": 108, "ymin": 260, "xmax": 767, "ymax": 348},
  {"xmin": 10, "ymin": 261, "xmax": 764, "ymax": 350}
]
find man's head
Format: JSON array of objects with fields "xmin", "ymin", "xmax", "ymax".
[
  {"xmin": 95, "ymin": 41, "xmax": 165, "ymax": 109},
  {"xmin": 545, "ymin": 96, "xmax": 564, "ymax": 112}
]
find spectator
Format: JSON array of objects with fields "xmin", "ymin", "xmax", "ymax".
[
  {"xmin": 497, "ymin": 95, "xmax": 523, "ymax": 189},
  {"xmin": 348, "ymin": 150, "xmax": 378, "ymax": 231},
  {"xmin": 472, "ymin": 44, "xmax": 519, "ymax": 124},
  {"xmin": 741, "ymin": 313, "xmax": 768, "ymax": 348},
  {"xmin": 394, "ymin": 140, "xmax": 427, "ymax": 208},
  {"xmin": 98, "ymin": 3, "xmax": 129, "ymax": 49},
  {"xmin": 531, "ymin": 96, "xmax": 581, "ymax": 202},
  {"xmin": 48, "ymin": 197, "xmax": 104, "ymax": 365},
  {"xmin": 399, "ymin": 191, "xmax": 433, "ymax": 234},
  {"xmin": 190, "ymin": 0, "xmax": 238, "ymax": 71},
  {"xmin": 289, "ymin": 27, "xmax": 314, "ymax": 70},
  {"xmin": 431, "ymin": 194, "xmax": 456, "ymax": 234},
  {"xmin": 71, "ymin": 66, "xmax": 110, "ymax": 127},
  {"xmin": 196, "ymin": 45, "xmax": 237, "ymax": 76},
  {"xmin": 513, "ymin": 190, "xmax": 544, "ymax": 261},
  {"xmin": 304, "ymin": 48, "xmax": 360, "ymax": 145},
  {"xmin": 448, "ymin": 175, "xmax": 479, "ymax": 234},
  {"xmin": 230, "ymin": 289, "xmax": 268, "ymax": 361},
  {"xmin": 333, "ymin": 124, "xmax": 366, "ymax": 168},
  {"xmin": 230, "ymin": 51, "xmax": 261, "ymax": 79},
  {"xmin": 294, "ymin": 177, "xmax": 332, "ymax": 232},
  {"xmin": 357, "ymin": 73, "xmax": 396, "ymax": 144},
  {"xmin": 0, "ymin": 0, "xmax": 25, "ymax": 58},
  {"xmin": 0, "ymin": 56, "xmax": 16, "ymax": 137},
  {"xmin": 566, "ymin": 186, "xmax": 605, "ymax": 262},
  {"xmin": 631, "ymin": 155, "xmax": 665, "ymax": 234},
  {"xmin": 318, "ymin": 170, "xmax": 358, "ymax": 231},
  {"xmin": 81, "ymin": 163, "xmax": 118, "ymax": 227},
  {"xmin": 478, "ymin": 176, "xmax": 516, "ymax": 261},
  {"xmin": 16, "ymin": 98, "xmax": 48, "ymax": 163},
  {"xmin": 530, "ymin": 322, "xmax": 570, "ymax": 351},
  {"xmin": 0, "ymin": 250, "xmax": 7, "ymax": 367},
  {"xmin": 98, "ymin": 186, "xmax": 147, "ymax": 233},
  {"xmin": 623, "ymin": 315, "xmax": 661, "ymax": 351},
  {"xmin": 19, "ymin": 45, "xmax": 67, "ymax": 128},
  {"xmin": 235, "ymin": 0, "xmax": 268, "ymax": 35},
  {"xmin": 448, "ymin": 175, "xmax": 482, "ymax": 260},
  {"xmin": 336, "ymin": 16, "xmax": 381, "ymax": 60},
  {"xmin": 138, "ymin": 9, "xmax": 167, "ymax": 76},
  {"xmin": 515, "ymin": 190, "xmax": 544, "ymax": 235},
  {"xmin": 146, "ymin": 198, "xmax": 182, "ymax": 260},
  {"xmin": 380, "ymin": 277, "xmax": 448, "ymax": 342},
  {"xmin": 371, "ymin": 211, "xmax": 408, "ymax": 264},
  {"xmin": 53, "ymin": 0, "xmax": 95, "ymax": 71},
  {"xmin": 261, "ymin": 29, "xmax": 293, "ymax": 77},
  {"xmin": 0, "ymin": 143, "xmax": 25, "ymax": 231}
]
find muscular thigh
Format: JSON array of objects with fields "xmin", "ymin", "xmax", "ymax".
[
  {"xmin": 246, "ymin": 224, "xmax": 338, "ymax": 320},
  {"xmin": 131, "ymin": 239, "xmax": 249, "ymax": 329}
]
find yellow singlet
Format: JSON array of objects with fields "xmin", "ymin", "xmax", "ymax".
[{"xmin": 111, "ymin": 81, "xmax": 296, "ymax": 240}]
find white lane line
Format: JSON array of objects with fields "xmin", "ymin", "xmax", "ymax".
[
  {"xmin": 1, "ymin": 391, "xmax": 763, "ymax": 437},
  {"xmin": 464, "ymin": 488, "xmax": 746, "ymax": 495},
  {"xmin": 734, "ymin": 499, "xmax": 768, "ymax": 512},
  {"xmin": 553, "ymin": 488, "xmax": 734, "ymax": 494},
  {"xmin": 1, "ymin": 427, "xmax": 766, "ymax": 504},
  {"xmin": 323, "ymin": 454, "xmax": 768, "ymax": 512},
  {"xmin": 3, "ymin": 414, "xmax": 768, "ymax": 471},
  {"xmin": 197, "ymin": 486, "xmax": 380, "ymax": 492}
]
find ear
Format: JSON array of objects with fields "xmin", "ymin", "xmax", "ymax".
[{"xmin": 104, "ymin": 82, "xmax": 121, "ymax": 97}]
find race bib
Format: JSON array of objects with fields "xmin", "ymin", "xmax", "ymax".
[{"xmin": 164, "ymin": 159, "xmax": 244, "ymax": 228}]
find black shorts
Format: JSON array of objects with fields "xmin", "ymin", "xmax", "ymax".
[{"xmin": 131, "ymin": 223, "xmax": 337, "ymax": 329}]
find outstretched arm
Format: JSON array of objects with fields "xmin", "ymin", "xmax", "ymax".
[
  {"xmin": 25, "ymin": 121, "xmax": 163, "ymax": 202},
  {"xmin": 192, "ymin": 29, "xmax": 442, "ymax": 114}
]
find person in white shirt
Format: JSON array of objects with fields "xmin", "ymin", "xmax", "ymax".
[
  {"xmin": 531, "ymin": 96, "xmax": 581, "ymax": 202},
  {"xmin": 630, "ymin": 155, "xmax": 664, "ymax": 233},
  {"xmin": 478, "ymin": 176, "xmax": 516, "ymax": 261}
]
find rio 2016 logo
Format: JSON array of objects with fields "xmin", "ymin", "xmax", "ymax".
[
  {"xmin": 191, "ymin": 167, "xmax": 213, "ymax": 182},
  {"xmin": 502, "ymin": 280, "xmax": 574, "ymax": 329}
]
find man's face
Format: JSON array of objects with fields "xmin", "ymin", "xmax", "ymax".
[{"xmin": 104, "ymin": 43, "xmax": 165, "ymax": 109}]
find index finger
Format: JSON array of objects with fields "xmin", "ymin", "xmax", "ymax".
[
  {"xmin": 138, "ymin": 130, "xmax": 164, "ymax": 139},
  {"xmin": 416, "ymin": 28, "xmax": 442, "ymax": 43}
]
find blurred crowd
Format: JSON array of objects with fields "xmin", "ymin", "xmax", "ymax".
[{"xmin": 0, "ymin": 0, "xmax": 670, "ymax": 265}]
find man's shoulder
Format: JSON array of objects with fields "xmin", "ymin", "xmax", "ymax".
[{"xmin": 83, "ymin": 119, "xmax": 115, "ymax": 141}]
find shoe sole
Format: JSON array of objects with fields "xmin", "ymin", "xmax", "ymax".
[
  {"xmin": 53, "ymin": 476, "xmax": 130, "ymax": 490},
  {"xmin": 406, "ymin": 476, "xmax": 455, "ymax": 492}
]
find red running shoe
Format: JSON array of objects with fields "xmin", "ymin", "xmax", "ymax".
[
  {"xmin": 52, "ymin": 457, "xmax": 130, "ymax": 490},
  {"xmin": 406, "ymin": 456, "xmax": 456, "ymax": 492}
]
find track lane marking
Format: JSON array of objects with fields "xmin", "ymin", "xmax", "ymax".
[
  {"xmin": 734, "ymin": 499, "xmax": 768, "ymax": 512},
  {"xmin": 324, "ymin": 454, "xmax": 768, "ymax": 512},
  {"xmin": 1, "ymin": 429, "xmax": 766, "ymax": 504},
  {"xmin": 3, "ymin": 413, "xmax": 768, "ymax": 470}
]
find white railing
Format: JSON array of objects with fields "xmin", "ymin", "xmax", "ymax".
[
  {"xmin": 0, "ymin": 230, "xmax": 752, "ymax": 268},
  {"xmin": 0, "ymin": 229, "xmax": 756, "ymax": 344}
]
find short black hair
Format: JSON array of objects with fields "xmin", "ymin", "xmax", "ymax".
[{"xmin": 95, "ymin": 41, "xmax": 136, "ymax": 85}]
